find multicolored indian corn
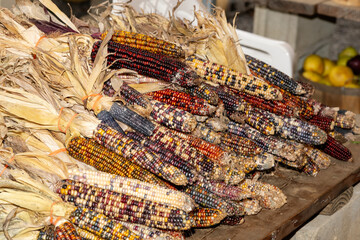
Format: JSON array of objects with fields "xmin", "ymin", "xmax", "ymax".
[
  {"xmin": 303, "ymin": 145, "xmax": 331, "ymax": 169},
  {"xmin": 193, "ymin": 123, "xmax": 222, "ymax": 145},
  {"xmin": 125, "ymin": 131, "xmax": 197, "ymax": 183},
  {"xmin": 221, "ymin": 215, "xmax": 245, "ymax": 225},
  {"xmin": 209, "ymin": 85, "xmax": 247, "ymax": 112},
  {"xmin": 302, "ymin": 157, "xmax": 320, "ymax": 177},
  {"xmin": 335, "ymin": 112, "xmax": 356, "ymax": 129},
  {"xmin": 38, "ymin": 225, "xmax": 55, "ymax": 240},
  {"xmin": 95, "ymin": 124, "xmax": 188, "ymax": 185},
  {"xmin": 54, "ymin": 221, "xmax": 81, "ymax": 240},
  {"xmin": 68, "ymin": 168, "xmax": 195, "ymax": 212},
  {"xmin": 150, "ymin": 100, "xmax": 197, "ymax": 133},
  {"xmin": 245, "ymin": 54, "xmax": 305, "ymax": 95},
  {"xmin": 119, "ymin": 82, "xmax": 150, "ymax": 109},
  {"xmin": 189, "ymin": 208, "xmax": 227, "ymax": 227},
  {"xmin": 120, "ymin": 221, "xmax": 176, "ymax": 240},
  {"xmin": 67, "ymin": 137, "xmax": 172, "ymax": 188},
  {"xmin": 186, "ymin": 56, "xmax": 283, "ymax": 100},
  {"xmin": 59, "ymin": 179, "xmax": 193, "ymax": 230},
  {"xmin": 92, "ymin": 41, "xmax": 199, "ymax": 87},
  {"xmin": 149, "ymin": 125, "xmax": 222, "ymax": 179},
  {"xmin": 97, "ymin": 110, "xmax": 125, "ymax": 134},
  {"xmin": 147, "ymin": 89, "xmax": 216, "ymax": 116},
  {"xmin": 316, "ymin": 135, "xmax": 352, "ymax": 161},
  {"xmin": 69, "ymin": 207, "xmax": 140, "ymax": 240},
  {"xmin": 75, "ymin": 227, "xmax": 102, "ymax": 240},
  {"xmin": 101, "ymin": 30, "xmax": 184, "ymax": 58},
  {"xmin": 184, "ymin": 83, "xmax": 219, "ymax": 105}
]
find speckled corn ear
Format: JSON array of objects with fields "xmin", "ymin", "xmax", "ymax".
[
  {"xmin": 220, "ymin": 133, "xmax": 262, "ymax": 157},
  {"xmin": 245, "ymin": 54, "xmax": 305, "ymax": 95},
  {"xmin": 54, "ymin": 222, "xmax": 81, "ymax": 240},
  {"xmin": 75, "ymin": 227, "xmax": 102, "ymax": 240},
  {"xmin": 101, "ymin": 30, "xmax": 184, "ymax": 58},
  {"xmin": 58, "ymin": 180, "xmax": 193, "ymax": 230},
  {"xmin": 94, "ymin": 124, "xmax": 188, "ymax": 186},
  {"xmin": 186, "ymin": 56, "xmax": 283, "ymax": 100},
  {"xmin": 125, "ymin": 130, "xmax": 197, "ymax": 183},
  {"xmin": 150, "ymin": 100, "xmax": 197, "ymax": 133},
  {"xmin": 209, "ymin": 85, "xmax": 247, "ymax": 112},
  {"xmin": 189, "ymin": 208, "xmax": 227, "ymax": 227},
  {"xmin": 70, "ymin": 207, "xmax": 141, "ymax": 240},
  {"xmin": 91, "ymin": 41, "xmax": 199, "ymax": 87},
  {"xmin": 67, "ymin": 136, "xmax": 174, "ymax": 189},
  {"xmin": 119, "ymin": 82, "xmax": 150, "ymax": 109},
  {"xmin": 185, "ymin": 83, "xmax": 219, "ymax": 105},
  {"xmin": 147, "ymin": 89, "xmax": 216, "ymax": 116},
  {"xmin": 149, "ymin": 125, "xmax": 223, "ymax": 179},
  {"xmin": 68, "ymin": 168, "xmax": 195, "ymax": 212}
]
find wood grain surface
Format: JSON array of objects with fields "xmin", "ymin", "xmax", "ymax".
[{"xmin": 187, "ymin": 143, "xmax": 360, "ymax": 240}]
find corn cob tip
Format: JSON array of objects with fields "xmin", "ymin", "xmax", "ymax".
[{"xmin": 296, "ymin": 84, "xmax": 307, "ymax": 95}]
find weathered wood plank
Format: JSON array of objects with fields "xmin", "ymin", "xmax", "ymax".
[
  {"xmin": 267, "ymin": 0, "xmax": 327, "ymax": 15},
  {"xmin": 318, "ymin": 0, "xmax": 360, "ymax": 21},
  {"xmin": 187, "ymin": 143, "xmax": 360, "ymax": 240}
]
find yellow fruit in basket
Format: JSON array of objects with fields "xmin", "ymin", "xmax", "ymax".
[
  {"xmin": 344, "ymin": 83, "xmax": 360, "ymax": 88},
  {"xmin": 322, "ymin": 58, "xmax": 335, "ymax": 76},
  {"xmin": 302, "ymin": 71, "xmax": 322, "ymax": 82},
  {"xmin": 303, "ymin": 54, "xmax": 324, "ymax": 74},
  {"xmin": 337, "ymin": 56, "xmax": 352, "ymax": 66},
  {"xmin": 328, "ymin": 66, "xmax": 354, "ymax": 87},
  {"xmin": 338, "ymin": 46, "xmax": 358, "ymax": 59},
  {"xmin": 318, "ymin": 77, "xmax": 332, "ymax": 86}
]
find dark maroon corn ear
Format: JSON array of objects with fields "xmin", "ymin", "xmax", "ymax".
[
  {"xmin": 91, "ymin": 40, "xmax": 199, "ymax": 87},
  {"xmin": 316, "ymin": 135, "xmax": 352, "ymax": 161}
]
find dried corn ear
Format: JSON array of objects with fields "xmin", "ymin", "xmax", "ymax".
[
  {"xmin": 220, "ymin": 134, "xmax": 262, "ymax": 156},
  {"xmin": 69, "ymin": 207, "xmax": 140, "ymax": 239},
  {"xmin": 308, "ymin": 114, "xmax": 335, "ymax": 132},
  {"xmin": 68, "ymin": 168, "xmax": 195, "ymax": 212},
  {"xmin": 303, "ymin": 145, "xmax": 331, "ymax": 169},
  {"xmin": 228, "ymin": 122, "xmax": 305, "ymax": 163},
  {"xmin": 59, "ymin": 180, "xmax": 192, "ymax": 230},
  {"xmin": 97, "ymin": 110, "xmax": 125, "ymax": 134},
  {"xmin": 120, "ymin": 222, "xmax": 177, "ymax": 240},
  {"xmin": 147, "ymin": 89, "xmax": 216, "ymax": 116},
  {"xmin": 302, "ymin": 157, "xmax": 320, "ymax": 177},
  {"xmin": 186, "ymin": 56, "xmax": 282, "ymax": 100},
  {"xmin": 125, "ymin": 131, "xmax": 197, "ymax": 183},
  {"xmin": 193, "ymin": 123, "xmax": 222, "ymax": 145},
  {"xmin": 109, "ymin": 102, "xmax": 155, "ymax": 136},
  {"xmin": 245, "ymin": 54, "xmax": 305, "ymax": 95},
  {"xmin": 183, "ymin": 184, "xmax": 241, "ymax": 215},
  {"xmin": 150, "ymin": 125, "xmax": 222, "ymax": 178},
  {"xmin": 237, "ymin": 199, "xmax": 262, "ymax": 215},
  {"xmin": 92, "ymin": 41, "xmax": 199, "ymax": 87},
  {"xmin": 120, "ymin": 82, "xmax": 150, "ymax": 110},
  {"xmin": 184, "ymin": 83, "xmax": 219, "ymax": 105},
  {"xmin": 95, "ymin": 124, "xmax": 188, "ymax": 185},
  {"xmin": 209, "ymin": 85, "xmax": 247, "ymax": 112},
  {"xmin": 150, "ymin": 100, "xmax": 197, "ymax": 133},
  {"xmin": 54, "ymin": 221, "xmax": 81, "ymax": 240},
  {"xmin": 316, "ymin": 135, "xmax": 352, "ymax": 161},
  {"xmin": 335, "ymin": 111, "xmax": 355, "ymax": 129},
  {"xmin": 189, "ymin": 208, "xmax": 227, "ymax": 228},
  {"xmin": 237, "ymin": 179, "xmax": 287, "ymax": 209},
  {"xmin": 101, "ymin": 30, "xmax": 184, "ymax": 58},
  {"xmin": 75, "ymin": 227, "xmax": 102, "ymax": 240},
  {"xmin": 67, "ymin": 137, "xmax": 172, "ymax": 188}
]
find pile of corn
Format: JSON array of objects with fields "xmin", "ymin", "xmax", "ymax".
[{"xmin": 0, "ymin": 1, "xmax": 357, "ymax": 240}]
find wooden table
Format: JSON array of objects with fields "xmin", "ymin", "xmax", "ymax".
[
  {"xmin": 188, "ymin": 142, "xmax": 360, "ymax": 240},
  {"xmin": 254, "ymin": 0, "xmax": 360, "ymax": 22}
]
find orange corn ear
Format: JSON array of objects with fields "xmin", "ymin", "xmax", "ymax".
[
  {"xmin": 189, "ymin": 208, "xmax": 227, "ymax": 227},
  {"xmin": 101, "ymin": 30, "xmax": 184, "ymax": 58},
  {"xmin": 186, "ymin": 56, "xmax": 282, "ymax": 100},
  {"xmin": 54, "ymin": 222, "xmax": 81, "ymax": 240},
  {"xmin": 67, "ymin": 136, "xmax": 173, "ymax": 189}
]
